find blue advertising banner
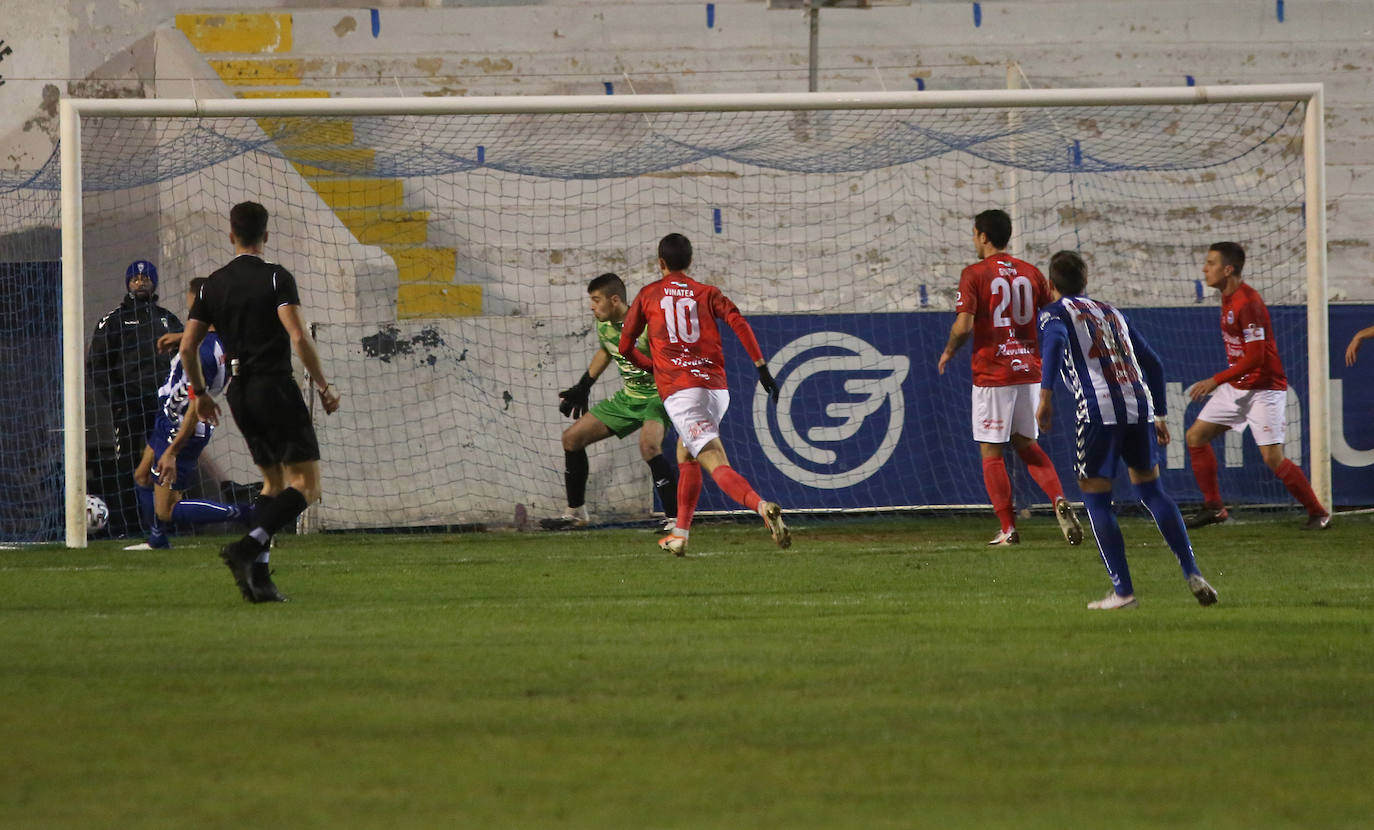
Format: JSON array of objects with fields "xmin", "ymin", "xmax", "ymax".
[{"xmin": 690, "ymin": 305, "xmax": 1374, "ymax": 512}]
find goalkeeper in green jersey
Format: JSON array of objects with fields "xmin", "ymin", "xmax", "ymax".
[{"xmin": 541, "ymin": 273, "xmax": 679, "ymax": 531}]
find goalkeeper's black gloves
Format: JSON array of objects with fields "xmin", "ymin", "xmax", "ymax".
[
  {"xmin": 558, "ymin": 371, "xmax": 595, "ymax": 419},
  {"xmin": 756, "ymin": 363, "xmax": 779, "ymax": 402}
]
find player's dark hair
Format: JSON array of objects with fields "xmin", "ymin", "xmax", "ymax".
[
  {"xmin": 1048, "ymin": 250, "xmax": 1088, "ymax": 296},
  {"xmin": 230, "ymin": 201, "xmax": 270, "ymax": 246},
  {"xmin": 659, "ymin": 233, "xmax": 693, "ymax": 272},
  {"xmin": 188, "ymin": 277, "xmax": 208, "ymax": 299},
  {"xmin": 974, "ymin": 209, "xmax": 1013, "ymax": 250},
  {"xmin": 587, "ymin": 272, "xmax": 626, "ymax": 302},
  {"xmin": 1209, "ymin": 241, "xmax": 1245, "ymax": 275}
]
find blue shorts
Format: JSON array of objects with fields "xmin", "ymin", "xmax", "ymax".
[
  {"xmin": 147, "ymin": 414, "xmax": 212, "ymax": 490},
  {"xmin": 1075, "ymin": 420, "xmax": 1158, "ymax": 481}
]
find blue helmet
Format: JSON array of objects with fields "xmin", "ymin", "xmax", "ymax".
[{"xmin": 125, "ymin": 259, "xmax": 158, "ymax": 289}]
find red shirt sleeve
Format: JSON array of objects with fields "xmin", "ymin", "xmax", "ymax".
[
  {"xmin": 709, "ymin": 287, "xmax": 764, "ymax": 363},
  {"xmin": 954, "ymin": 265, "xmax": 979, "ymax": 315},
  {"xmin": 618, "ymin": 290, "xmax": 654, "ymax": 372}
]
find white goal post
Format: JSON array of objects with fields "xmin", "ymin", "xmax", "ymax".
[{"xmin": 59, "ymin": 83, "xmax": 1328, "ymax": 548}]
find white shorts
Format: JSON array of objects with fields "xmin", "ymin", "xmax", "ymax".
[
  {"xmin": 1196, "ymin": 385, "xmax": 1288, "ymax": 446},
  {"xmin": 971, "ymin": 382, "xmax": 1040, "ymax": 444},
  {"xmin": 664, "ymin": 387, "xmax": 731, "ymax": 456}
]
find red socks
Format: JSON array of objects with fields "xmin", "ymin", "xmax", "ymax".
[
  {"xmin": 1188, "ymin": 444, "xmax": 1223, "ymax": 508},
  {"xmin": 981, "ymin": 456, "xmax": 1016, "ymax": 532},
  {"xmin": 675, "ymin": 461, "xmax": 702, "ymax": 532},
  {"xmin": 1015, "ymin": 443, "xmax": 1064, "ymax": 503},
  {"xmin": 1275, "ymin": 459, "xmax": 1326, "ymax": 516},
  {"xmin": 711, "ymin": 465, "xmax": 762, "ymax": 513},
  {"xmin": 673, "ymin": 463, "xmax": 764, "ymax": 535}
]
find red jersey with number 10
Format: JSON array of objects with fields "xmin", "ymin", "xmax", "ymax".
[
  {"xmin": 955, "ymin": 254, "xmax": 1051, "ymax": 387},
  {"xmin": 619, "ymin": 273, "xmax": 764, "ymax": 400}
]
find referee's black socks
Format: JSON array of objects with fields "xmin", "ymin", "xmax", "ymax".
[{"xmin": 249, "ymin": 487, "xmax": 309, "ymax": 543}]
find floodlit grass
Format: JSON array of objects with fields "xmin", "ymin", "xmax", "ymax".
[{"xmin": 2, "ymin": 512, "xmax": 1371, "ymax": 829}]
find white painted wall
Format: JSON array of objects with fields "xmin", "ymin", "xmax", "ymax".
[{"xmin": 4, "ymin": 1, "xmax": 1369, "ymax": 295}]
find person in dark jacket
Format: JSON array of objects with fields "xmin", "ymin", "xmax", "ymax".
[{"xmin": 88, "ymin": 260, "xmax": 183, "ymax": 536}]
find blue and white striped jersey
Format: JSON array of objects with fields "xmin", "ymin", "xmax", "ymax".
[
  {"xmin": 157, "ymin": 333, "xmax": 228, "ymax": 437},
  {"xmin": 1038, "ymin": 296, "xmax": 1166, "ymax": 426}
]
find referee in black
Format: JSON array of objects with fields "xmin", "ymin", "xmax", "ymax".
[{"xmin": 179, "ymin": 201, "xmax": 341, "ymax": 602}]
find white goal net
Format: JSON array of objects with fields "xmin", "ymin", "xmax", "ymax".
[{"xmin": 29, "ymin": 87, "xmax": 1331, "ymax": 545}]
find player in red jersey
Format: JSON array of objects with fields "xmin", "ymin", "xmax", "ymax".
[
  {"xmin": 618, "ymin": 233, "xmax": 790, "ymax": 556},
  {"xmin": 1184, "ymin": 242, "xmax": 1331, "ymax": 530},
  {"xmin": 937, "ymin": 209, "xmax": 1081, "ymax": 547}
]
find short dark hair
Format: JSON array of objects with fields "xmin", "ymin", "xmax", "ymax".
[
  {"xmin": 587, "ymin": 272, "xmax": 626, "ymax": 302},
  {"xmin": 1048, "ymin": 250, "xmax": 1088, "ymax": 295},
  {"xmin": 974, "ymin": 209, "xmax": 1013, "ymax": 250},
  {"xmin": 658, "ymin": 233, "xmax": 692, "ymax": 273},
  {"xmin": 230, "ymin": 201, "xmax": 269, "ymax": 246},
  {"xmin": 188, "ymin": 277, "xmax": 208, "ymax": 299},
  {"xmin": 1209, "ymin": 241, "xmax": 1245, "ymax": 275}
]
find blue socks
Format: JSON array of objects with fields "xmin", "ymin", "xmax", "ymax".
[
  {"xmin": 171, "ymin": 500, "xmax": 244, "ymax": 524},
  {"xmin": 1134, "ymin": 477, "xmax": 1201, "ymax": 578},
  {"xmin": 1082, "ymin": 491, "xmax": 1133, "ymax": 597},
  {"xmin": 134, "ymin": 483, "xmax": 154, "ymax": 530}
]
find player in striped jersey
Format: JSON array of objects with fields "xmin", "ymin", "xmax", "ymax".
[
  {"xmin": 124, "ymin": 278, "xmax": 247, "ymax": 550},
  {"xmin": 1036, "ymin": 251, "xmax": 1218, "ymax": 610}
]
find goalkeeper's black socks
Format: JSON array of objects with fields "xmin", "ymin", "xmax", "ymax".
[
  {"xmin": 565, "ymin": 449, "xmax": 589, "ymax": 509},
  {"xmin": 646, "ymin": 454, "xmax": 678, "ymax": 519}
]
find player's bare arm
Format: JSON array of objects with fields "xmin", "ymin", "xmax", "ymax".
[
  {"xmin": 1346, "ymin": 324, "xmax": 1374, "ymax": 366},
  {"xmin": 1035, "ymin": 388, "xmax": 1055, "ymax": 434},
  {"xmin": 937, "ymin": 312, "xmax": 974, "ymax": 375},
  {"xmin": 278, "ymin": 303, "xmax": 340, "ymax": 414},
  {"xmin": 157, "ymin": 330, "xmax": 185, "ymax": 354},
  {"xmin": 155, "ymin": 411, "xmax": 200, "ymax": 487},
  {"xmin": 1186, "ymin": 376, "xmax": 1219, "ymax": 401},
  {"xmin": 179, "ymin": 318, "xmax": 220, "ymax": 427},
  {"xmin": 1155, "ymin": 417, "xmax": 1172, "ymax": 445}
]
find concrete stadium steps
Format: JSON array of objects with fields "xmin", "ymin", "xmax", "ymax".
[{"xmin": 175, "ymin": 11, "xmax": 482, "ymax": 317}]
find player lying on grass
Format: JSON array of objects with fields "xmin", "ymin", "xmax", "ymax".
[
  {"xmin": 542, "ymin": 272, "xmax": 678, "ymax": 531},
  {"xmin": 125, "ymin": 278, "xmax": 248, "ymax": 551},
  {"xmin": 1036, "ymin": 250, "xmax": 1218, "ymax": 610}
]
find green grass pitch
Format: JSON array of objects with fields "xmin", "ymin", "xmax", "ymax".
[{"xmin": 2, "ymin": 512, "xmax": 1371, "ymax": 829}]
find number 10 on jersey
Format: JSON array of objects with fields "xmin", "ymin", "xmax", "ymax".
[{"xmin": 661, "ymin": 296, "xmax": 701, "ymax": 344}]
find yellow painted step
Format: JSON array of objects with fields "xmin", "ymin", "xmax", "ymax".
[
  {"xmin": 177, "ymin": 13, "xmax": 293, "ymax": 54},
  {"xmin": 388, "ymin": 247, "xmax": 458, "ymax": 284},
  {"xmin": 398, "ymin": 283, "xmax": 483, "ymax": 318},
  {"xmin": 308, "ymin": 178, "xmax": 405, "ymax": 210},
  {"xmin": 336, "ymin": 208, "xmax": 430, "ymax": 246},
  {"xmin": 259, "ymin": 117, "xmax": 355, "ymax": 147},
  {"xmin": 286, "ymin": 148, "xmax": 378, "ymax": 177},
  {"xmin": 211, "ymin": 58, "xmax": 303, "ymax": 86}
]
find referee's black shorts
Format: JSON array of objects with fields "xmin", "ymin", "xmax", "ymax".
[{"xmin": 225, "ymin": 373, "xmax": 321, "ymax": 467}]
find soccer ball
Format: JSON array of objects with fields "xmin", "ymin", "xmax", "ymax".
[{"xmin": 86, "ymin": 495, "xmax": 109, "ymax": 533}]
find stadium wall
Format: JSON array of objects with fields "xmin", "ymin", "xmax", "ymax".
[{"xmin": 1, "ymin": 1, "xmax": 1369, "ymax": 298}]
